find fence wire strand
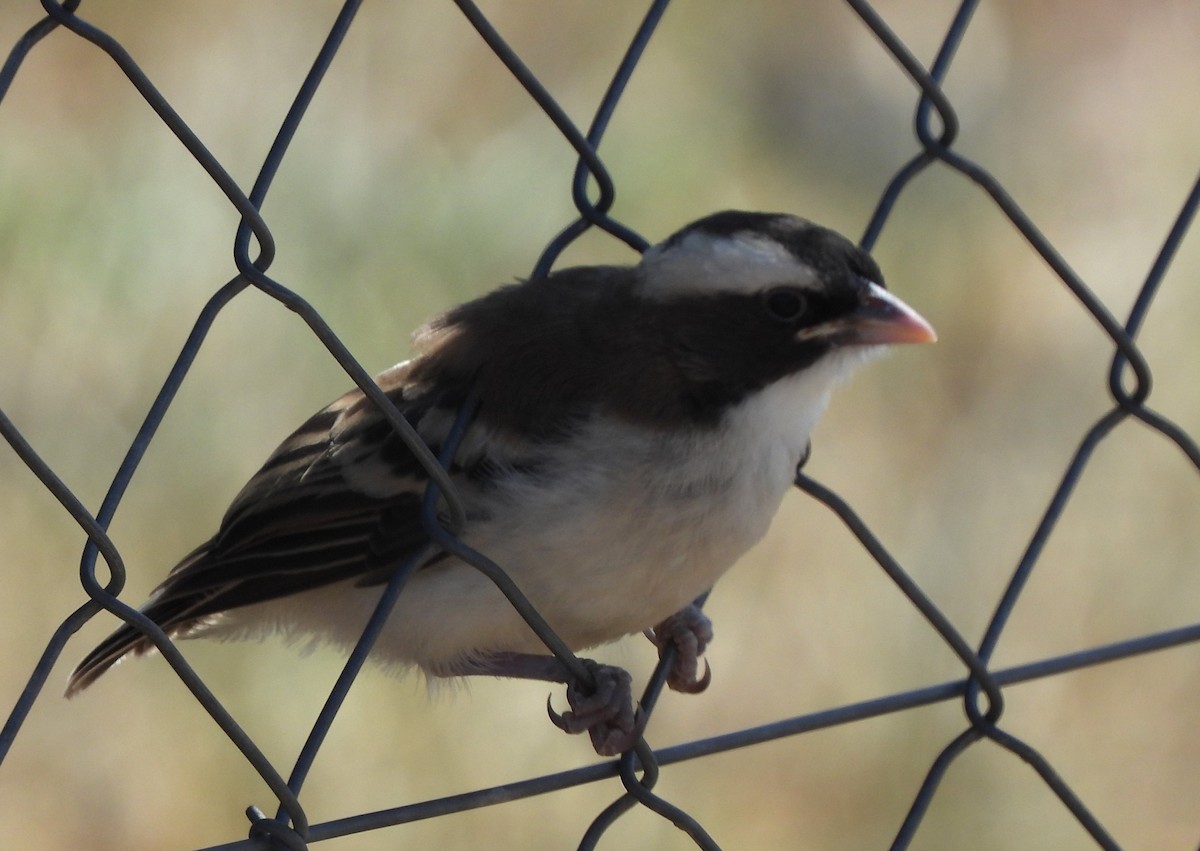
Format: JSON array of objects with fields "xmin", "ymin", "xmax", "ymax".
[{"xmin": 1, "ymin": 1, "xmax": 1198, "ymax": 849}]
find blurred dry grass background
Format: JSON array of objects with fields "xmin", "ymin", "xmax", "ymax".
[{"xmin": 1, "ymin": 1, "xmax": 1198, "ymax": 849}]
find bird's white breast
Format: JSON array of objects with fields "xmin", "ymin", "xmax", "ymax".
[{"xmin": 409, "ymin": 350, "xmax": 862, "ymax": 667}]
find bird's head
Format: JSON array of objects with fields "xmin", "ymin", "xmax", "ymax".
[
  {"xmin": 640, "ymin": 210, "xmax": 934, "ymax": 346},
  {"xmin": 627, "ymin": 210, "xmax": 936, "ymax": 425}
]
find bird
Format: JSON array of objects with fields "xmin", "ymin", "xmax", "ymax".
[{"xmin": 66, "ymin": 210, "xmax": 935, "ymax": 755}]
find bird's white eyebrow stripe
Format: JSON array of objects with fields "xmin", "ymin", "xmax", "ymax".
[{"xmin": 638, "ymin": 231, "xmax": 821, "ymax": 299}]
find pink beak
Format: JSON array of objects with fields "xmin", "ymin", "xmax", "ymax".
[{"xmin": 801, "ymin": 282, "xmax": 936, "ymax": 346}]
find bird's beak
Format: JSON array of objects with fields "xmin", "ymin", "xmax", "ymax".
[{"xmin": 800, "ymin": 281, "xmax": 937, "ymax": 346}]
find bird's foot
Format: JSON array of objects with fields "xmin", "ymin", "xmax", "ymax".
[
  {"xmin": 547, "ymin": 659, "xmax": 644, "ymax": 756},
  {"xmin": 456, "ymin": 652, "xmax": 644, "ymax": 756},
  {"xmin": 645, "ymin": 603, "xmax": 713, "ymax": 694}
]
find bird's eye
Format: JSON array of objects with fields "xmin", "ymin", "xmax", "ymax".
[{"xmin": 763, "ymin": 287, "xmax": 807, "ymax": 322}]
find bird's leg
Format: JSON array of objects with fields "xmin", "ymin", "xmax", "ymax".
[
  {"xmin": 452, "ymin": 652, "xmax": 644, "ymax": 756},
  {"xmin": 644, "ymin": 603, "xmax": 713, "ymax": 694}
]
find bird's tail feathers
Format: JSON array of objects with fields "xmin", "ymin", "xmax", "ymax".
[
  {"xmin": 64, "ymin": 624, "xmax": 156, "ymax": 697},
  {"xmin": 65, "ymin": 544, "xmax": 217, "ymax": 697}
]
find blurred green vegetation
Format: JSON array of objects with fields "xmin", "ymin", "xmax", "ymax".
[{"xmin": 1, "ymin": 2, "xmax": 1198, "ymax": 849}]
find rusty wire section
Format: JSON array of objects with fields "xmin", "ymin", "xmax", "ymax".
[{"xmin": 1, "ymin": 1, "xmax": 1198, "ymax": 849}]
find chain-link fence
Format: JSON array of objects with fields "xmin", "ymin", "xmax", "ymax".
[{"xmin": 1, "ymin": 2, "xmax": 1198, "ymax": 849}]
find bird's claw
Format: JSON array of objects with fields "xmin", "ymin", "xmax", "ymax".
[
  {"xmin": 543, "ymin": 605, "xmax": 712, "ymax": 754},
  {"xmin": 546, "ymin": 661, "xmax": 644, "ymax": 756},
  {"xmin": 673, "ymin": 658, "xmax": 711, "ymax": 694},
  {"xmin": 646, "ymin": 604, "xmax": 714, "ymax": 693}
]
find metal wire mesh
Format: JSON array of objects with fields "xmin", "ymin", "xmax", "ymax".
[{"xmin": 1, "ymin": 1, "xmax": 1198, "ymax": 849}]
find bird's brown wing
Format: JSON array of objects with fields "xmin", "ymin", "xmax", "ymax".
[{"xmin": 66, "ymin": 364, "xmax": 464, "ymax": 694}]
